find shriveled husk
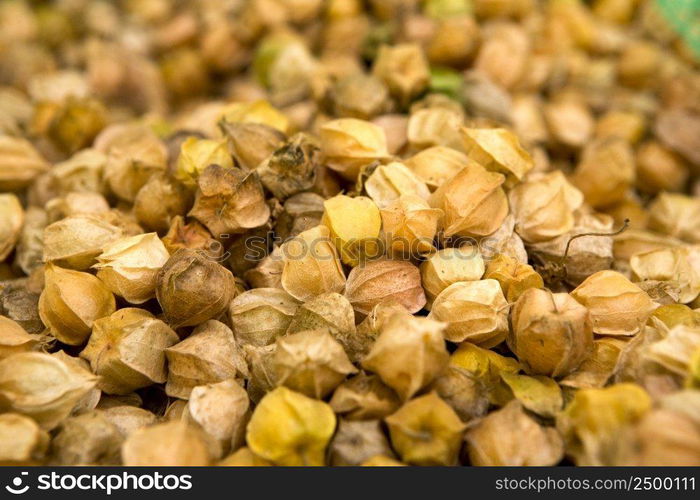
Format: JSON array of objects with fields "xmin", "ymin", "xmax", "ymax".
[
  {"xmin": 94, "ymin": 233, "xmax": 170, "ymax": 304},
  {"xmin": 428, "ymin": 280, "xmax": 509, "ymax": 347},
  {"xmin": 246, "ymin": 386, "xmax": 336, "ymax": 466},
  {"xmin": 122, "ymin": 420, "xmax": 213, "ymax": 466},
  {"xmin": 631, "ymin": 246, "xmax": 700, "ymax": 304},
  {"xmin": 362, "ymin": 313, "xmax": 448, "ymax": 400},
  {"xmin": 133, "ymin": 173, "xmax": 192, "ymax": 233},
  {"xmin": 39, "ymin": 263, "xmax": 116, "ymax": 345},
  {"xmin": 509, "ymin": 288, "xmax": 593, "ymax": 378},
  {"xmin": 257, "ymin": 133, "xmax": 319, "ymax": 200},
  {"xmin": 329, "ymin": 419, "xmax": 395, "ymax": 466},
  {"xmin": 430, "ymin": 365, "xmax": 489, "ymax": 422},
  {"xmin": 273, "ymin": 328, "xmax": 357, "ymax": 399},
  {"xmin": 385, "ymin": 392, "xmax": 465, "ymax": 466},
  {"xmin": 48, "ymin": 148, "xmax": 106, "ymax": 196},
  {"xmin": 465, "ymin": 400, "xmax": 564, "ymax": 466},
  {"xmin": 571, "ymin": 270, "xmax": 654, "ymax": 336},
  {"xmin": 165, "ymin": 320, "xmax": 248, "ymax": 399},
  {"xmin": 0, "ymin": 413, "xmax": 49, "ymax": 465},
  {"xmin": 220, "ymin": 121, "xmax": 286, "ymax": 171},
  {"xmin": 0, "ymin": 352, "xmax": 98, "ymax": 430},
  {"xmin": 380, "ymin": 195, "xmax": 442, "ymax": 256},
  {"xmin": 280, "ymin": 225, "xmax": 346, "ymax": 301},
  {"xmin": 230, "ymin": 288, "xmax": 300, "ymax": 347},
  {"xmin": 329, "ymin": 372, "xmax": 401, "ymax": 421},
  {"xmin": 484, "ymin": 253, "xmax": 543, "ymax": 303},
  {"xmin": 80, "ymin": 308, "xmax": 179, "ymax": 395},
  {"xmin": 557, "ymin": 384, "xmax": 652, "ymax": 466}
]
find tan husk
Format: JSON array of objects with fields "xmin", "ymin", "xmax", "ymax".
[
  {"xmin": 330, "ymin": 419, "xmax": 395, "ymax": 466},
  {"xmin": 329, "ymin": 372, "xmax": 401, "ymax": 421},
  {"xmin": 121, "ymin": 420, "xmax": 213, "ymax": 466},
  {"xmin": 230, "ymin": 288, "xmax": 300, "ymax": 347},
  {"xmin": 0, "ymin": 194, "xmax": 23, "ymax": 262},
  {"xmin": 50, "ymin": 411, "xmax": 123, "ymax": 465},
  {"xmin": 0, "ymin": 315, "xmax": 41, "ymax": 360},
  {"xmin": 421, "ymin": 246, "xmax": 485, "ymax": 309},
  {"xmin": 0, "ymin": 413, "xmax": 50, "ymax": 465}
]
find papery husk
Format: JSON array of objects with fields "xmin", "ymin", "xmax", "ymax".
[
  {"xmin": 595, "ymin": 109, "xmax": 646, "ymax": 144},
  {"xmin": 509, "ymin": 171, "xmax": 584, "ymax": 243},
  {"xmin": 385, "ymin": 392, "xmax": 465, "ymax": 466},
  {"xmin": 329, "ymin": 372, "xmax": 401, "ymax": 421},
  {"xmin": 543, "ymin": 92, "xmax": 594, "ymax": 148},
  {"xmin": 407, "ymin": 107, "xmax": 463, "ymax": 152},
  {"xmin": 460, "ymin": 69, "xmax": 512, "ymax": 124},
  {"xmin": 322, "ymin": 194, "xmax": 381, "ymax": 266},
  {"xmin": 121, "ymin": 420, "xmax": 213, "ymax": 466},
  {"xmin": 49, "ymin": 148, "xmax": 106, "ymax": 196},
  {"xmin": 220, "ymin": 121, "xmax": 287, "ymax": 171},
  {"xmin": 648, "ymin": 193, "xmax": 700, "ymax": 244},
  {"xmin": 15, "ymin": 207, "xmax": 48, "ymax": 275},
  {"xmin": 0, "ymin": 135, "xmax": 50, "ymax": 190},
  {"xmin": 230, "ymin": 288, "xmax": 300, "ymax": 347},
  {"xmin": 189, "ymin": 164, "xmax": 270, "ymax": 238},
  {"xmin": 184, "ymin": 379, "xmax": 250, "ymax": 458},
  {"xmin": 0, "ymin": 194, "xmax": 23, "ymax": 262},
  {"xmin": 46, "ymin": 192, "xmax": 110, "ymax": 222},
  {"xmin": 50, "ymin": 351, "xmax": 101, "ymax": 415},
  {"xmin": 571, "ymin": 270, "xmax": 654, "ymax": 336},
  {"xmin": 631, "ymin": 246, "xmax": 700, "ymax": 304},
  {"xmin": 509, "ymin": 288, "xmax": 593, "ymax": 378},
  {"xmin": 345, "ymin": 259, "xmax": 426, "ymax": 316},
  {"xmin": 320, "ymin": 118, "xmax": 389, "ymax": 180},
  {"xmin": 220, "ymin": 100, "xmax": 290, "ymax": 134},
  {"xmin": 0, "ymin": 413, "xmax": 49, "ymax": 465},
  {"xmin": 50, "ymin": 411, "xmax": 123, "ymax": 465},
  {"xmin": 80, "ymin": 308, "xmax": 179, "ymax": 395},
  {"xmin": 133, "ymin": 173, "xmax": 192, "ymax": 233},
  {"xmin": 450, "ymin": 342, "xmax": 520, "ymax": 406},
  {"xmin": 280, "ymin": 225, "xmax": 346, "ymax": 301},
  {"xmin": 274, "ymin": 192, "xmax": 325, "ymax": 242},
  {"xmin": 43, "ymin": 214, "xmax": 124, "ymax": 270},
  {"xmin": 243, "ymin": 343, "xmax": 277, "ymax": 404},
  {"xmin": 364, "ymin": 162, "xmax": 431, "ymax": 209},
  {"xmin": 404, "ymin": 146, "xmax": 469, "ymax": 191},
  {"xmin": 0, "ymin": 282, "xmax": 43, "ymax": 334},
  {"xmin": 39, "ymin": 263, "xmax": 116, "ymax": 345},
  {"xmin": 101, "ymin": 406, "xmax": 158, "ymax": 438},
  {"xmin": 570, "ymin": 137, "xmax": 636, "ymax": 208},
  {"xmin": 94, "ymin": 233, "xmax": 170, "ymax": 304},
  {"xmin": 421, "ymin": 246, "xmax": 485, "ymax": 309},
  {"xmin": 645, "ymin": 325, "xmax": 700, "ymax": 377},
  {"xmin": 381, "ymin": 195, "xmax": 442, "ymax": 256},
  {"xmin": 613, "ymin": 229, "xmax": 682, "ymax": 262},
  {"xmin": 155, "ymin": 249, "xmax": 236, "ymax": 328},
  {"xmin": 161, "ymin": 216, "xmax": 221, "ymax": 258},
  {"xmin": 0, "ymin": 352, "xmax": 98, "ymax": 430},
  {"xmin": 484, "ymin": 253, "xmax": 543, "ymax": 303},
  {"xmin": 430, "ymin": 366, "xmax": 489, "ymax": 422},
  {"xmin": 500, "ymin": 373, "xmax": 563, "ymax": 418},
  {"xmin": 362, "ymin": 313, "xmax": 448, "ymax": 400},
  {"xmin": 165, "ymin": 320, "xmax": 248, "ymax": 399},
  {"xmin": 332, "ymin": 74, "xmax": 389, "ymax": 120},
  {"xmin": 556, "ymin": 383, "xmax": 652, "ymax": 466},
  {"xmin": 476, "ymin": 214, "xmax": 528, "ymax": 263},
  {"xmin": 372, "ymin": 43, "xmax": 429, "ymax": 105},
  {"xmin": 561, "ymin": 337, "xmax": 629, "ymax": 390},
  {"xmin": 257, "ymin": 133, "xmax": 319, "ymax": 200},
  {"xmin": 330, "ymin": 419, "xmax": 394, "ymax": 466},
  {"xmin": 428, "ymin": 162, "xmax": 508, "ymax": 237},
  {"xmin": 460, "ymin": 127, "xmax": 534, "ymax": 185},
  {"xmin": 465, "ymin": 400, "xmax": 564, "ymax": 466},
  {"xmin": 246, "ymin": 386, "xmax": 336, "ymax": 466},
  {"xmin": 474, "ymin": 21, "xmax": 530, "ymax": 89},
  {"xmin": 654, "ymin": 108, "xmax": 700, "ymax": 167},
  {"xmin": 174, "ymin": 137, "xmax": 233, "ymax": 188},
  {"xmin": 244, "ymin": 248, "xmax": 284, "ymax": 289},
  {"xmin": 427, "ymin": 16, "xmax": 480, "ymax": 67},
  {"xmin": 635, "ymin": 141, "xmax": 689, "ymax": 194},
  {"xmin": 286, "ymin": 292, "xmax": 365, "ymax": 362},
  {"xmin": 428, "ymin": 279, "xmax": 509, "ymax": 347},
  {"xmin": 0, "ymin": 315, "xmax": 41, "ymax": 360}
]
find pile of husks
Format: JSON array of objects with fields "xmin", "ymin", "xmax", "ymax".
[{"xmin": 1, "ymin": 0, "xmax": 700, "ymax": 467}]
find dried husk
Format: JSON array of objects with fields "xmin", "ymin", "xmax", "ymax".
[
  {"xmin": 15, "ymin": 207, "xmax": 48, "ymax": 275},
  {"xmin": 220, "ymin": 121, "xmax": 286, "ymax": 171},
  {"xmin": 189, "ymin": 164, "xmax": 270, "ymax": 238},
  {"xmin": 543, "ymin": 92, "xmax": 594, "ymax": 148},
  {"xmin": 570, "ymin": 137, "xmax": 636, "ymax": 208},
  {"xmin": 133, "ymin": 173, "xmax": 192, "ymax": 233},
  {"xmin": 280, "ymin": 225, "xmax": 346, "ymax": 301},
  {"xmin": 174, "ymin": 137, "xmax": 233, "ymax": 188},
  {"xmin": 645, "ymin": 325, "xmax": 700, "ymax": 378},
  {"xmin": 246, "ymin": 386, "xmax": 336, "ymax": 466},
  {"xmin": 122, "ymin": 420, "xmax": 213, "ymax": 466},
  {"xmin": 257, "ymin": 133, "xmax": 319, "ymax": 200},
  {"xmin": 320, "ymin": 118, "xmax": 389, "ymax": 180},
  {"xmin": 322, "ymin": 194, "xmax": 381, "ymax": 266},
  {"xmin": 509, "ymin": 289, "xmax": 593, "ymax": 378},
  {"xmin": 407, "ymin": 106, "xmax": 463, "ymax": 152},
  {"xmin": 561, "ymin": 337, "xmax": 629, "ymax": 390},
  {"xmin": 430, "ymin": 366, "xmax": 489, "ymax": 422},
  {"xmin": 362, "ymin": 313, "xmax": 448, "ymax": 400},
  {"xmin": 381, "ymin": 195, "xmax": 442, "ymax": 256},
  {"xmin": 404, "ymin": 146, "xmax": 469, "ymax": 191},
  {"xmin": 184, "ymin": 379, "xmax": 250, "ymax": 458},
  {"xmin": 273, "ymin": 328, "xmax": 357, "ymax": 399},
  {"xmin": 557, "ymin": 383, "xmax": 652, "ymax": 466},
  {"xmin": 165, "ymin": 320, "xmax": 248, "ymax": 399},
  {"xmin": 330, "ymin": 419, "xmax": 394, "ymax": 466},
  {"xmin": 50, "ymin": 411, "xmax": 123, "ymax": 465},
  {"xmin": 386, "ymin": 392, "xmax": 465, "ymax": 466},
  {"xmin": 648, "ymin": 193, "xmax": 700, "ymax": 243},
  {"xmin": 345, "ymin": 259, "xmax": 426, "ymax": 316},
  {"xmin": 329, "ymin": 372, "xmax": 401, "ymax": 421},
  {"xmin": 465, "ymin": 400, "xmax": 564, "ymax": 466},
  {"xmin": 0, "ymin": 413, "xmax": 49, "ymax": 465},
  {"xmin": 421, "ymin": 246, "xmax": 485, "ymax": 309},
  {"xmin": 0, "ymin": 194, "xmax": 23, "ymax": 262},
  {"xmin": 484, "ymin": 253, "xmax": 543, "ymax": 303},
  {"xmin": 101, "ymin": 406, "xmax": 158, "ymax": 438},
  {"xmin": 450, "ymin": 342, "xmax": 520, "ymax": 406},
  {"xmin": 161, "ymin": 216, "xmax": 220, "ymax": 257},
  {"xmin": 460, "ymin": 127, "xmax": 534, "ymax": 185},
  {"xmin": 364, "ymin": 162, "xmax": 431, "ymax": 209},
  {"xmin": 477, "ymin": 214, "xmax": 528, "ymax": 263},
  {"xmin": 42, "ymin": 214, "xmax": 124, "ymax": 270},
  {"xmin": 499, "ymin": 373, "xmax": 563, "ymax": 418},
  {"xmin": 49, "ymin": 148, "xmax": 106, "ymax": 196},
  {"xmin": 0, "ymin": 316, "xmax": 41, "ymax": 360},
  {"xmin": 631, "ymin": 246, "xmax": 700, "ymax": 304},
  {"xmin": 80, "ymin": 308, "xmax": 179, "ymax": 395},
  {"xmin": 274, "ymin": 192, "xmax": 325, "ymax": 242},
  {"xmin": 428, "ymin": 162, "xmax": 508, "ymax": 237},
  {"xmin": 428, "ymin": 279, "xmax": 509, "ymax": 347},
  {"xmin": 230, "ymin": 288, "xmax": 300, "ymax": 347},
  {"xmin": 155, "ymin": 249, "xmax": 236, "ymax": 328},
  {"xmin": 0, "ymin": 135, "xmax": 49, "ymax": 190},
  {"xmin": 654, "ymin": 108, "xmax": 700, "ymax": 167},
  {"xmin": 243, "ymin": 344, "xmax": 278, "ymax": 404},
  {"xmin": 372, "ymin": 43, "xmax": 429, "ymax": 105},
  {"xmin": 635, "ymin": 141, "xmax": 689, "ymax": 194},
  {"xmin": 571, "ymin": 270, "xmax": 654, "ymax": 336},
  {"xmin": 39, "ymin": 263, "xmax": 116, "ymax": 345},
  {"xmin": 331, "ymin": 74, "xmax": 389, "ymax": 119},
  {"xmin": 0, "ymin": 352, "xmax": 98, "ymax": 430},
  {"xmin": 45, "ymin": 192, "xmax": 110, "ymax": 223},
  {"xmin": 94, "ymin": 233, "xmax": 170, "ymax": 304},
  {"xmin": 1, "ymin": 283, "xmax": 43, "ymax": 334},
  {"xmin": 244, "ymin": 248, "xmax": 284, "ymax": 289},
  {"xmin": 509, "ymin": 171, "xmax": 584, "ymax": 243}
]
